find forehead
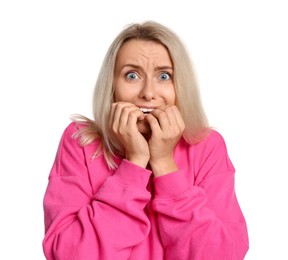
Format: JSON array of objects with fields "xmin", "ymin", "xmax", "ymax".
[{"xmin": 116, "ymin": 39, "xmax": 172, "ymax": 65}]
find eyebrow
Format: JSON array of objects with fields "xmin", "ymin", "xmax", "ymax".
[
  {"xmin": 120, "ymin": 64, "xmax": 141, "ymax": 70},
  {"xmin": 155, "ymin": 65, "xmax": 173, "ymax": 71},
  {"xmin": 121, "ymin": 64, "xmax": 173, "ymax": 71}
]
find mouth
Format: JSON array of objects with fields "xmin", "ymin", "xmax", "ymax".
[{"xmin": 139, "ymin": 107, "xmax": 154, "ymax": 114}]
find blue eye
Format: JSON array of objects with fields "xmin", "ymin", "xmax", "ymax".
[
  {"xmin": 126, "ymin": 72, "xmax": 139, "ymax": 80},
  {"xmin": 159, "ymin": 72, "xmax": 171, "ymax": 81}
]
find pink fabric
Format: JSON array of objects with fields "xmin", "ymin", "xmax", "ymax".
[{"xmin": 43, "ymin": 122, "xmax": 249, "ymax": 259}]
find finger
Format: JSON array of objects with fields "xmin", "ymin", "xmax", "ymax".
[
  {"xmin": 120, "ymin": 106, "xmax": 143, "ymax": 129},
  {"xmin": 110, "ymin": 103, "xmax": 126, "ymax": 133},
  {"xmin": 109, "ymin": 103, "xmax": 117, "ymax": 129},
  {"xmin": 155, "ymin": 105, "xmax": 185, "ymax": 132},
  {"xmin": 127, "ymin": 109, "xmax": 145, "ymax": 127},
  {"xmin": 110, "ymin": 102, "xmax": 134, "ymax": 132},
  {"xmin": 145, "ymin": 113, "xmax": 162, "ymax": 134},
  {"xmin": 163, "ymin": 106, "xmax": 182, "ymax": 129},
  {"xmin": 150, "ymin": 108, "xmax": 170, "ymax": 130},
  {"xmin": 170, "ymin": 106, "xmax": 185, "ymax": 132}
]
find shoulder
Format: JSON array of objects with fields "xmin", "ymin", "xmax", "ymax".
[
  {"xmin": 56, "ymin": 122, "xmax": 93, "ymax": 159},
  {"xmin": 185, "ymin": 129, "xmax": 231, "ymax": 166},
  {"xmin": 56, "ymin": 122, "xmax": 83, "ymax": 156},
  {"xmin": 50, "ymin": 122, "xmax": 96, "ymax": 178},
  {"xmin": 177, "ymin": 129, "xmax": 229, "ymax": 162},
  {"xmin": 61, "ymin": 121, "xmax": 101, "ymax": 158},
  {"xmin": 195, "ymin": 129, "xmax": 234, "ymax": 169},
  {"xmin": 186, "ymin": 130, "xmax": 235, "ymax": 183},
  {"xmin": 60, "ymin": 121, "xmax": 91, "ymax": 145},
  {"xmin": 62, "ymin": 121, "xmax": 84, "ymax": 137},
  {"xmin": 194, "ymin": 129, "xmax": 228, "ymax": 152},
  {"xmin": 57, "ymin": 121, "xmax": 99, "ymax": 160}
]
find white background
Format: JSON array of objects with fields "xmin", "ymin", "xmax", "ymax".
[{"xmin": 0, "ymin": 0, "xmax": 287, "ymax": 259}]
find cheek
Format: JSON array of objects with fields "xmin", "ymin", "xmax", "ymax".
[
  {"xmin": 114, "ymin": 89, "xmax": 121, "ymax": 102},
  {"xmin": 113, "ymin": 85, "xmax": 126, "ymax": 102},
  {"xmin": 113, "ymin": 78, "xmax": 126, "ymax": 102},
  {"xmin": 163, "ymin": 87, "xmax": 176, "ymax": 105},
  {"xmin": 171, "ymin": 92, "xmax": 176, "ymax": 105},
  {"xmin": 114, "ymin": 85, "xmax": 138, "ymax": 102}
]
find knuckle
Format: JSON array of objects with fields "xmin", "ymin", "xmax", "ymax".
[
  {"xmin": 122, "ymin": 106, "xmax": 131, "ymax": 114},
  {"xmin": 111, "ymin": 124, "xmax": 118, "ymax": 133},
  {"xmin": 158, "ymin": 111, "xmax": 166, "ymax": 119},
  {"xmin": 118, "ymin": 127, "xmax": 126, "ymax": 135},
  {"xmin": 111, "ymin": 102, "xmax": 118, "ymax": 109}
]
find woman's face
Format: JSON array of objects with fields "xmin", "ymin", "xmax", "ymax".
[{"xmin": 113, "ymin": 39, "xmax": 176, "ymax": 134}]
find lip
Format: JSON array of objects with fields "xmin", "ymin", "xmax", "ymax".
[
  {"xmin": 136, "ymin": 105, "xmax": 156, "ymax": 113},
  {"xmin": 139, "ymin": 107, "xmax": 154, "ymax": 113},
  {"xmin": 136, "ymin": 105, "xmax": 156, "ymax": 108}
]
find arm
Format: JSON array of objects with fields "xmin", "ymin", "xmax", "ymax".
[
  {"xmin": 43, "ymin": 123, "xmax": 152, "ymax": 260},
  {"xmin": 152, "ymin": 132, "xmax": 249, "ymax": 260}
]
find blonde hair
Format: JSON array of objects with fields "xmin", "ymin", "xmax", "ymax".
[{"xmin": 73, "ymin": 21, "xmax": 210, "ymax": 169}]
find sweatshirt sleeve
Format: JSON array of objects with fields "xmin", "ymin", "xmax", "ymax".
[
  {"xmin": 43, "ymin": 123, "xmax": 152, "ymax": 260},
  {"xmin": 152, "ymin": 132, "xmax": 249, "ymax": 260}
]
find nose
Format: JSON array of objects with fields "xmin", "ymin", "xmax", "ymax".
[{"xmin": 139, "ymin": 78, "xmax": 156, "ymax": 101}]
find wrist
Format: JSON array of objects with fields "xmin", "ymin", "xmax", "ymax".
[
  {"xmin": 126, "ymin": 154, "xmax": 149, "ymax": 168},
  {"xmin": 149, "ymin": 156, "xmax": 178, "ymax": 177}
]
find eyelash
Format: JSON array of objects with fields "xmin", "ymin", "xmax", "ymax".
[
  {"xmin": 124, "ymin": 71, "xmax": 173, "ymax": 81},
  {"xmin": 125, "ymin": 72, "xmax": 139, "ymax": 80},
  {"xmin": 159, "ymin": 72, "xmax": 172, "ymax": 80}
]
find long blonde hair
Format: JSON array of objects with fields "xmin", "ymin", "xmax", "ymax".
[{"xmin": 73, "ymin": 21, "xmax": 209, "ymax": 169}]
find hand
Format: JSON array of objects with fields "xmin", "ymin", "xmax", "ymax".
[
  {"xmin": 109, "ymin": 102, "xmax": 150, "ymax": 168},
  {"xmin": 145, "ymin": 105, "xmax": 185, "ymax": 177}
]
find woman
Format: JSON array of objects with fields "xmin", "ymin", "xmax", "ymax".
[{"xmin": 43, "ymin": 21, "xmax": 249, "ymax": 259}]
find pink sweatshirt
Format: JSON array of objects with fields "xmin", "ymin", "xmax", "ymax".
[{"xmin": 43, "ymin": 122, "xmax": 249, "ymax": 259}]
